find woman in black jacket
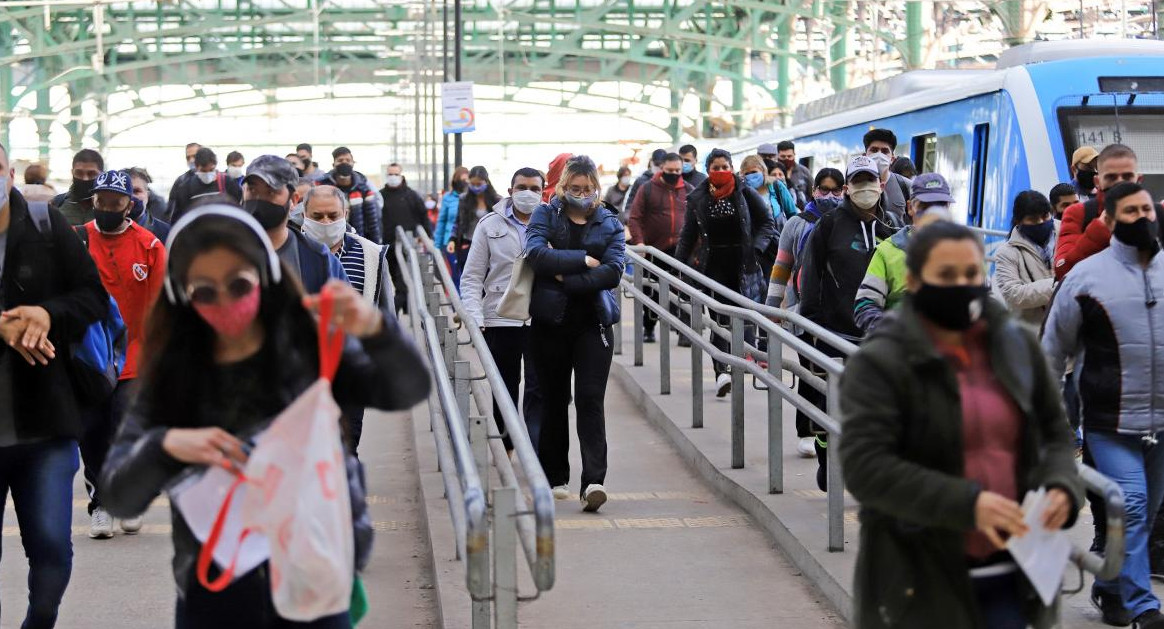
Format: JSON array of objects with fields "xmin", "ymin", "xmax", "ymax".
[
  {"xmin": 100, "ymin": 205, "xmax": 429, "ymax": 628},
  {"xmin": 447, "ymin": 165, "xmax": 502, "ymax": 284},
  {"xmin": 674, "ymin": 147, "xmax": 777, "ymax": 398},
  {"xmin": 839, "ymin": 222, "xmax": 1081, "ymax": 629},
  {"xmin": 526, "ymin": 155, "xmax": 625, "ymax": 513}
]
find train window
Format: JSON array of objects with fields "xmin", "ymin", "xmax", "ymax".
[
  {"xmin": 911, "ymin": 134, "xmax": 938, "ymax": 173},
  {"xmin": 967, "ymin": 124, "xmax": 990, "ymax": 228},
  {"xmin": 800, "ymin": 156, "xmax": 814, "ymax": 173},
  {"xmin": 1059, "ymin": 105, "xmax": 1164, "ymax": 201}
]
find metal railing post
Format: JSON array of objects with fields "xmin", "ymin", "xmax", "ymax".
[
  {"xmin": 470, "ymin": 414, "xmax": 489, "ymax": 496},
  {"xmin": 658, "ymin": 276, "xmax": 671, "ymax": 395},
  {"xmin": 633, "ymin": 263, "xmax": 644, "ymax": 367},
  {"xmin": 454, "ymin": 361, "xmax": 472, "ymax": 428},
  {"xmin": 690, "ymin": 303, "xmax": 704, "ymax": 429},
  {"xmin": 428, "ymin": 289, "xmax": 442, "ymax": 319},
  {"xmin": 493, "ymin": 487, "xmax": 519, "ymax": 629},
  {"xmin": 826, "ymin": 375, "xmax": 845, "ymax": 552},
  {"xmin": 768, "ymin": 335, "xmax": 784, "ymax": 494},
  {"xmin": 730, "ymin": 317, "xmax": 745, "ymax": 469},
  {"xmin": 443, "ymin": 323, "xmax": 458, "ymax": 377}
]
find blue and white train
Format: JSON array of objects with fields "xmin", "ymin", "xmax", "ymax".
[{"xmin": 725, "ymin": 39, "xmax": 1164, "ymax": 233}]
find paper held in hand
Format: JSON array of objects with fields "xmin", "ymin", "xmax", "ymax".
[{"xmin": 1006, "ymin": 487, "xmax": 1074, "ymax": 606}]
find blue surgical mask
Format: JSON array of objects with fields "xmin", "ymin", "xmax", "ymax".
[
  {"xmin": 468, "ymin": 182, "xmax": 488, "ymax": 194},
  {"xmin": 743, "ymin": 172, "xmax": 766, "ymax": 189},
  {"xmin": 682, "ymin": 162, "xmax": 694, "ymax": 174}
]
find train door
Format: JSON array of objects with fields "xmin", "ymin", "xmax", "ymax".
[{"xmin": 967, "ymin": 123, "xmax": 990, "ymax": 228}]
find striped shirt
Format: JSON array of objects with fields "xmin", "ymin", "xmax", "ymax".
[{"xmin": 336, "ymin": 235, "xmax": 367, "ymax": 296}]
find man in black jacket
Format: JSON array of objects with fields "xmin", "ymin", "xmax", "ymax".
[
  {"xmin": 379, "ymin": 162, "xmax": 433, "ymax": 240},
  {"xmin": 49, "ymin": 148, "xmax": 104, "ymax": 226},
  {"xmin": 168, "ymin": 147, "xmax": 242, "ymax": 222},
  {"xmin": 0, "ymin": 143, "xmax": 109, "ymax": 627}
]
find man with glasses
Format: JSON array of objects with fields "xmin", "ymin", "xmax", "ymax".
[
  {"xmin": 459, "ymin": 167, "xmax": 545, "ymax": 457},
  {"xmin": 242, "ymin": 155, "xmax": 346, "ymax": 293},
  {"xmin": 76, "ymin": 170, "xmax": 165, "ymax": 539}
]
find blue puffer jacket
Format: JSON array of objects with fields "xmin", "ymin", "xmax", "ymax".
[
  {"xmin": 1043, "ymin": 237, "xmax": 1164, "ymax": 435},
  {"xmin": 435, "ymin": 191, "xmax": 461, "ymax": 248},
  {"xmin": 525, "ymin": 197, "xmax": 626, "ymax": 327},
  {"xmin": 318, "ymin": 170, "xmax": 383, "ymax": 244}
]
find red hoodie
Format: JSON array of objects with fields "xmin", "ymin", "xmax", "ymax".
[
  {"xmin": 83, "ymin": 221, "xmax": 166, "ymax": 381},
  {"xmin": 543, "ymin": 153, "xmax": 573, "ymax": 203}
]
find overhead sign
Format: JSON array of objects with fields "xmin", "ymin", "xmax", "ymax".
[{"xmin": 442, "ymin": 81, "xmax": 476, "ymax": 134}]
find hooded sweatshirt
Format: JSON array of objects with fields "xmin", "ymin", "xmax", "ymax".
[
  {"xmin": 798, "ymin": 199, "xmax": 898, "ymax": 341},
  {"xmin": 379, "ymin": 176, "xmax": 433, "ymax": 240},
  {"xmin": 543, "ymin": 153, "xmax": 573, "ymax": 203}
]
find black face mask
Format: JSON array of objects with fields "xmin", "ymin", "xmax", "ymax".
[
  {"xmin": 1112, "ymin": 217, "xmax": 1161, "ymax": 253},
  {"xmin": 334, "ymin": 163, "xmax": 354, "ymax": 178},
  {"xmin": 1076, "ymin": 170, "xmax": 1097, "ymax": 192},
  {"xmin": 243, "ymin": 199, "xmax": 290, "ymax": 230},
  {"xmin": 94, "ymin": 210, "xmax": 128, "ymax": 233},
  {"xmin": 452, "ymin": 180, "xmax": 467, "ymax": 194},
  {"xmin": 912, "ymin": 283, "xmax": 989, "ymax": 331},
  {"xmin": 72, "ymin": 178, "xmax": 96, "ymax": 199},
  {"xmin": 661, "ymin": 172, "xmax": 681, "ymax": 186}
]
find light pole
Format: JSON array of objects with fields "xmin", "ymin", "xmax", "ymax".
[{"xmin": 454, "ymin": 0, "xmax": 463, "ymax": 168}]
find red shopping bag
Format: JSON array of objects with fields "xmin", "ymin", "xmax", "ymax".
[{"xmin": 196, "ymin": 288, "xmax": 354, "ymax": 621}]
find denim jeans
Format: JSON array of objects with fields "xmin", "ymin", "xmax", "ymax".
[
  {"xmin": 0, "ymin": 438, "xmax": 80, "ymax": 629},
  {"xmin": 971, "ymin": 571, "xmax": 1027, "ymax": 629},
  {"xmin": 1088, "ymin": 429, "xmax": 1164, "ymax": 618}
]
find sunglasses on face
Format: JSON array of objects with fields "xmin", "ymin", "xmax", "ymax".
[
  {"xmin": 186, "ymin": 271, "xmax": 259, "ymax": 306},
  {"xmin": 815, "ymin": 187, "xmax": 843, "ymax": 197}
]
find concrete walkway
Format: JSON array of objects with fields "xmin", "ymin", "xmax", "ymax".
[
  {"xmin": 416, "ymin": 352, "xmax": 845, "ymax": 628},
  {"xmin": 610, "ymin": 316, "xmax": 1161, "ymax": 628},
  {"xmin": 0, "ymin": 410, "xmax": 438, "ymax": 629}
]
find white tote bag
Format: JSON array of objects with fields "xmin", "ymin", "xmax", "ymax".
[{"xmin": 496, "ymin": 251, "xmax": 534, "ymax": 321}]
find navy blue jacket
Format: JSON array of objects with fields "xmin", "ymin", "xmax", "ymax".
[
  {"xmin": 318, "ymin": 170, "xmax": 384, "ymax": 244},
  {"xmin": 130, "ymin": 201, "xmax": 171, "ymax": 243},
  {"xmin": 525, "ymin": 198, "xmax": 626, "ymax": 327},
  {"xmin": 289, "ymin": 228, "xmax": 348, "ymax": 293}
]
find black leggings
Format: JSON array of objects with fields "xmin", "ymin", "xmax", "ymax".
[{"xmin": 176, "ymin": 566, "xmax": 351, "ymax": 629}]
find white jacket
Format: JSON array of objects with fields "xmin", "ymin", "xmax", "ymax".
[{"xmin": 460, "ymin": 199, "xmax": 529, "ymax": 328}]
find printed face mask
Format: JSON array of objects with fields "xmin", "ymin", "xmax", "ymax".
[{"xmin": 192, "ymin": 282, "xmax": 261, "ymax": 338}]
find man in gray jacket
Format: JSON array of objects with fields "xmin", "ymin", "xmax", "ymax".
[
  {"xmin": 1042, "ymin": 181, "xmax": 1164, "ymax": 629},
  {"xmin": 460, "ymin": 167, "xmax": 545, "ymax": 457}
]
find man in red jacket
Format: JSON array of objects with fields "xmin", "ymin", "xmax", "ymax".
[
  {"xmin": 628, "ymin": 152, "xmax": 692, "ymax": 343},
  {"xmin": 1053, "ymin": 144, "xmax": 1141, "ymax": 281},
  {"xmin": 79, "ymin": 169, "xmax": 166, "ymax": 539}
]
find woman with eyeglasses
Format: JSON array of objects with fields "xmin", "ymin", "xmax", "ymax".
[
  {"xmin": 448, "ymin": 166, "xmax": 502, "ymax": 291},
  {"xmin": 675, "ymin": 148, "xmax": 777, "ymax": 398},
  {"xmin": 100, "ymin": 206, "xmax": 429, "ymax": 628},
  {"xmin": 765, "ymin": 167, "xmax": 844, "ymax": 459},
  {"xmin": 525, "ymin": 156, "xmax": 625, "ymax": 512}
]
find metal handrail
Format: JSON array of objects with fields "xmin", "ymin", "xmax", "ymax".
[
  {"xmin": 413, "ymin": 229, "xmax": 556, "ymax": 591},
  {"xmin": 396, "ymin": 235, "xmax": 489, "ymax": 599},
  {"xmin": 401, "ymin": 227, "xmax": 557, "ymax": 594},
  {"xmin": 621, "ymin": 243, "xmax": 1128, "ymax": 581}
]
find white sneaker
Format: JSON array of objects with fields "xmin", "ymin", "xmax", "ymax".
[
  {"xmin": 120, "ymin": 516, "xmax": 143, "ymax": 534},
  {"xmin": 797, "ymin": 437, "xmax": 817, "ymax": 458},
  {"xmin": 89, "ymin": 508, "xmax": 113, "ymax": 539},
  {"xmin": 582, "ymin": 484, "xmax": 608, "ymax": 513},
  {"xmin": 552, "ymin": 485, "xmax": 571, "ymax": 500},
  {"xmin": 716, "ymin": 373, "xmax": 731, "ymax": 398}
]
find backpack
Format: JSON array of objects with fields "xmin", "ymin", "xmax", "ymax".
[
  {"xmin": 27, "ymin": 203, "xmax": 127, "ymax": 406},
  {"xmin": 790, "ymin": 211, "xmax": 825, "ymax": 294},
  {"xmin": 1080, "ymin": 198, "xmax": 1101, "ymax": 233}
]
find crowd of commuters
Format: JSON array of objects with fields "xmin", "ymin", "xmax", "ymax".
[{"xmin": 4, "ymin": 125, "xmax": 1164, "ymax": 629}]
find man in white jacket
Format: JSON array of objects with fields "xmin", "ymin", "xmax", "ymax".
[{"xmin": 460, "ymin": 167, "xmax": 545, "ymax": 459}]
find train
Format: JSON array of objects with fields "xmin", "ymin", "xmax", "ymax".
[{"xmin": 723, "ymin": 39, "xmax": 1164, "ymax": 233}]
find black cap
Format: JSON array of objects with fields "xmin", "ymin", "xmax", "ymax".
[{"xmin": 244, "ymin": 154, "xmax": 299, "ymax": 191}]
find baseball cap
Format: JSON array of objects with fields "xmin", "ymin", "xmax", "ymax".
[
  {"xmin": 757, "ymin": 142, "xmax": 778, "ymax": 155},
  {"xmin": 846, "ymin": 155, "xmax": 880, "ymax": 181},
  {"xmin": 910, "ymin": 173, "xmax": 955, "ymax": 203},
  {"xmin": 1072, "ymin": 146, "xmax": 1099, "ymax": 168},
  {"xmin": 91, "ymin": 170, "xmax": 131, "ymax": 197},
  {"xmin": 244, "ymin": 154, "xmax": 299, "ymax": 191}
]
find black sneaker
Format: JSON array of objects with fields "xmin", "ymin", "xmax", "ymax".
[
  {"xmin": 1092, "ymin": 587, "xmax": 1133, "ymax": 627},
  {"xmin": 643, "ymin": 329, "xmax": 656, "ymax": 343},
  {"xmin": 677, "ymin": 335, "xmax": 691, "ymax": 348},
  {"xmin": 1134, "ymin": 609, "xmax": 1164, "ymax": 629}
]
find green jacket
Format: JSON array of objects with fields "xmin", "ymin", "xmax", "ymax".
[
  {"xmin": 839, "ymin": 297, "xmax": 1082, "ymax": 629},
  {"xmin": 853, "ymin": 226, "xmax": 909, "ymax": 334}
]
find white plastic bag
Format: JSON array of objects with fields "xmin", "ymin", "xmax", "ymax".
[
  {"xmin": 242, "ymin": 378, "xmax": 354, "ymax": 621},
  {"xmin": 195, "ymin": 288, "xmax": 354, "ymax": 621}
]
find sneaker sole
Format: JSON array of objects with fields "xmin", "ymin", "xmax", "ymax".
[
  {"xmin": 716, "ymin": 383, "xmax": 731, "ymax": 398},
  {"xmin": 583, "ymin": 489, "xmax": 607, "ymax": 513},
  {"xmin": 89, "ymin": 531, "xmax": 114, "ymax": 539}
]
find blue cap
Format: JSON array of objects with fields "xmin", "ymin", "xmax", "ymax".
[
  {"xmin": 91, "ymin": 170, "xmax": 131, "ymax": 198},
  {"xmin": 911, "ymin": 173, "xmax": 955, "ymax": 203}
]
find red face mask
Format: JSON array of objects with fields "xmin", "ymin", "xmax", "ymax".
[
  {"xmin": 708, "ymin": 170, "xmax": 736, "ymax": 199},
  {"xmin": 193, "ymin": 284, "xmax": 261, "ymax": 338}
]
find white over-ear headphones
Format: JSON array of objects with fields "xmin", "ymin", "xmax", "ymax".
[{"xmin": 163, "ymin": 204, "xmax": 283, "ymax": 305}]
